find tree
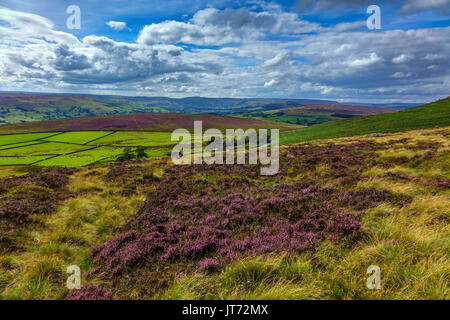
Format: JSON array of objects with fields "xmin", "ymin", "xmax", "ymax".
[
  {"xmin": 135, "ymin": 146, "xmax": 148, "ymax": 159},
  {"xmin": 117, "ymin": 147, "xmax": 134, "ymax": 162}
]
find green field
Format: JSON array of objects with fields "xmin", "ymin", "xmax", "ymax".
[
  {"xmin": 0, "ymin": 142, "xmax": 90, "ymax": 157},
  {"xmin": 0, "ymin": 155, "xmax": 51, "ymax": 165},
  {"xmin": 0, "ymin": 131, "xmax": 175, "ymax": 167},
  {"xmin": 88, "ymin": 131, "xmax": 174, "ymax": 147},
  {"xmin": 0, "ymin": 132, "xmax": 61, "ymax": 146},
  {"xmin": 0, "ymin": 130, "xmax": 272, "ymax": 167},
  {"xmin": 43, "ymin": 131, "xmax": 113, "ymax": 144},
  {"xmin": 36, "ymin": 147, "xmax": 124, "ymax": 167}
]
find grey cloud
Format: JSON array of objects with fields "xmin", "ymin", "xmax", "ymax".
[
  {"xmin": 52, "ymin": 45, "xmax": 91, "ymax": 71},
  {"xmin": 294, "ymin": 0, "xmax": 382, "ymax": 11},
  {"xmin": 398, "ymin": 0, "xmax": 450, "ymax": 14}
]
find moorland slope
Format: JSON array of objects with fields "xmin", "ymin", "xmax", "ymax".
[
  {"xmin": 281, "ymin": 97, "xmax": 450, "ymax": 144},
  {"xmin": 0, "ymin": 126, "xmax": 448, "ymax": 299},
  {"xmin": 0, "ymin": 113, "xmax": 300, "ymax": 134}
]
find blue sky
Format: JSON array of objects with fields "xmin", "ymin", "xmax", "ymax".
[{"xmin": 0, "ymin": 0, "xmax": 449, "ymax": 102}]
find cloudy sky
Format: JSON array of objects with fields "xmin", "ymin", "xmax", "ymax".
[{"xmin": 0, "ymin": 0, "xmax": 449, "ymax": 103}]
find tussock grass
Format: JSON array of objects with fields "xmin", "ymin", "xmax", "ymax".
[{"xmin": 0, "ymin": 169, "xmax": 145, "ymax": 299}]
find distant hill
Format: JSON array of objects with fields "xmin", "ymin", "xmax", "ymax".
[
  {"xmin": 235, "ymin": 103, "xmax": 397, "ymax": 126},
  {"xmin": 280, "ymin": 97, "xmax": 450, "ymax": 144},
  {"xmin": 0, "ymin": 92, "xmax": 338, "ymax": 124},
  {"xmin": 346, "ymin": 102, "xmax": 422, "ymax": 109},
  {"xmin": 0, "ymin": 113, "xmax": 301, "ymax": 134}
]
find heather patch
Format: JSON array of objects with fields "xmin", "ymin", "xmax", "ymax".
[
  {"xmin": 85, "ymin": 140, "xmax": 404, "ymax": 297},
  {"xmin": 425, "ymin": 179, "xmax": 450, "ymax": 189},
  {"xmin": 66, "ymin": 283, "xmax": 112, "ymax": 300},
  {"xmin": 0, "ymin": 168, "xmax": 74, "ymax": 227}
]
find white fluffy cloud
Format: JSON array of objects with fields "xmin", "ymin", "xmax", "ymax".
[
  {"xmin": 138, "ymin": 7, "xmax": 321, "ymax": 46},
  {"xmin": 106, "ymin": 20, "xmax": 127, "ymax": 30},
  {"xmin": 348, "ymin": 52, "xmax": 383, "ymax": 68}
]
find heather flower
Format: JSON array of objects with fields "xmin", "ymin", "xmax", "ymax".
[
  {"xmin": 66, "ymin": 283, "xmax": 112, "ymax": 300},
  {"xmin": 425, "ymin": 179, "xmax": 450, "ymax": 188},
  {"xmin": 198, "ymin": 258, "xmax": 221, "ymax": 272}
]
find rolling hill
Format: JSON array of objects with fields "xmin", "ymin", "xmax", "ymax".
[
  {"xmin": 0, "ymin": 113, "xmax": 300, "ymax": 134},
  {"xmin": 280, "ymin": 97, "xmax": 450, "ymax": 144},
  {"xmin": 0, "ymin": 92, "xmax": 338, "ymax": 124},
  {"xmin": 236, "ymin": 103, "xmax": 398, "ymax": 126}
]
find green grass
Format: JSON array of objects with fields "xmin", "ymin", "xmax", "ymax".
[
  {"xmin": 88, "ymin": 131, "xmax": 175, "ymax": 147},
  {"xmin": 43, "ymin": 131, "xmax": 112, "ymax": 144},
  {"xmin": 0, "ymin": 132, "xmax": 177, "ymax": 167},
  {"xmin": 0, "ymin": 156, "xmax": 51, "ymax": 165},
  {"xmin": 0, "ymin": 132, "xmax": 61, "ymax": 146},
  {"xmin": 0, "ymin": 142, "xmax": 90, "ymax": 157},
  {"xmin": 280, "ymin": 97, "xmax": 450, "ymax": 145},
  {"xmin": 0, "ymin": 142, "xmax": 44, "ymax": 151},
  {"xmin": 36, "ymin": 147, "xmax": 124, "ymax": 167}
]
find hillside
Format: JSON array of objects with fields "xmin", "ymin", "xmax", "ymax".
[
  {"xmin": 280, "ymin": 97, "xmax": 450, "ymax": 145},
  {"xmin": 1, "ymin": 126, "xmax": 448, "ymax": 299},
  {"xmin": 0, "ymin": 93, "xmax": 337, "ymax": 124},
  {"xmin": 0, "ymin": 113, "xmax": 300, "ymax": 134},
  {"xmin": 237, "ymin": 104, "xmax": 397, "ymax": 126}
]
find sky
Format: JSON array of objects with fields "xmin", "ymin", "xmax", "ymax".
[{"xmin": 0, "ymin": 0, "xmax": 449, "ymax": 103}]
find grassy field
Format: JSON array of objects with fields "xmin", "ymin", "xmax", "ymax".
[
  {"xmin": 42, "ymin": 131, "xmax": 113, "ymax": 144},
  {"xmin": 0, "ymin": 132, "xmax": 61, "ymax": 146},
  {"xmin": 0, "ymin": 126, "xmax": 448, "ymax": 300},
  {"xmin": 0, "ymin": 131, "xmax": 178, "ymax": 167},
  {"xmin": 280, "ymin": 97, "xmax": 450, "ymax": 144},
  {"xmin": 88, "ymin": 131, "xmax": 175, "ymax": 147}
]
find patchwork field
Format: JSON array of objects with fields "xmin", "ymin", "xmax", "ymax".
[{"xmin": 0, "ymin": 131, "xmax": 179, "ymax": 167}]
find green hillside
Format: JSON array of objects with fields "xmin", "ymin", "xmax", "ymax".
[{"xmin": 280, "ymin": 97, "xmax": 450, "ymax": 145}]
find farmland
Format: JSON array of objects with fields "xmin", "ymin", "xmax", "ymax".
[{"xmin": 0, "ymin": 131, "xmax": 175, "ymax": 167}]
